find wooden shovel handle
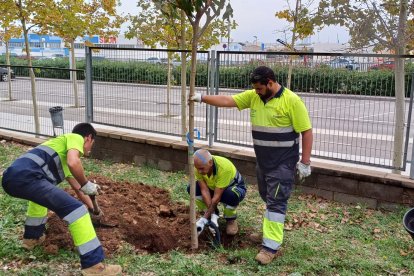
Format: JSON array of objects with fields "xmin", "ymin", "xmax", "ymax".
[{"xmin": 90, "ymin": 195, "xmax": 100, "ymax": 215}]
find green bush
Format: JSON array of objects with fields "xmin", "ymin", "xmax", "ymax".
[{"xmin": 1, "ymin": 56, "xmax": 413, "ymax": 97}]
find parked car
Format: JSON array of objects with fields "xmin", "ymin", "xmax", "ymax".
[
  {"xmin": 369, "ymin": 60, "xmax": 395, "ymax": 70},
  {"xmin": 146, "ymin": 57, "xmax": 162, "ymax": 64},
  {"xmin": 327, "ymin": 58, "xmax": 360, "ymax": 70},
  {"xmin": 160, "ymin": 58, "xmax": 183, "ymax": 67},
  {"xmin": 49, "ymin": 54, "xmax": 66, "ymax": 60},
  {"xmin": 15, "ymin": 55, "xmax": 39, "ymax": 60},
  {"xmin": 0, "ymin": 67, "xmax": 16, "ymax": 82}
]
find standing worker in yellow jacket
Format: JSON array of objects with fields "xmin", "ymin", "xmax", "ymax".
[
  {"xmin": 190, "ymin": 66, "xmax": 313, "ymax": 265},
  {"xmin": 1, "ymin": 123, "xmax": 122, "ymax": 275}
]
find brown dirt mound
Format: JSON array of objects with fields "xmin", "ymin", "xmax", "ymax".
[{"xmin": 42, "ymin": 175, "xmax": 255, "ymax": 255}]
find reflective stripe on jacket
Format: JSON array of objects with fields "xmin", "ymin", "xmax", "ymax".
[{"xmin": 17, "ymin": 145, "xmax": 65, "ymax": 184}]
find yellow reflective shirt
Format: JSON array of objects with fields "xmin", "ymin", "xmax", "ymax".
[
  {"xmin": 42, "ymin": 133, "xmax": 84, "ymax": 178},
  {"xmin": 232, "ymin": 87, "xmax": 311, "ymax": 132},
  {"xmin": 195, "ymin": 155, "xmax": 237, "ymax": 190}
]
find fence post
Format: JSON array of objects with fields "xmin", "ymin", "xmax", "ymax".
[
  {"xmin": 208, "ymin": 50, "xmax": 216, "ymax": 147},
  {"xmin": 408, "ymin": 73, "xmax": 414, "ymax": 179},
  {"xmin": 85, "ymin": 46, "xmax": 93, "ymax": 123}
]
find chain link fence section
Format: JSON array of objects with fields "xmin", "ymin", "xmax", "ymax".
[
  {"xmin": 0, "ymin": 64, "xmax": 85, "ymax": 137},
  {"xmin": 214, "ymin": 51, "xmax": 414, "ymax": 170},
  {"xmin": 87, "ymin": 47, "xmax": 209, "ymax": 139}
]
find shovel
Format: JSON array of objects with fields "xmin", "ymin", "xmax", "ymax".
[{"xmin": 90, "ymin": 195, "xmax": 118, "ymax": 228}]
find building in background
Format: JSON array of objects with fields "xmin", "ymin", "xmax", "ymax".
[
  {"xmin": 1, "ymin": 34, "xmax": 64, "ymax": 58},
  {"xmin": 0, "ymin": 34, "xmax": 142, "ymax": 59}
]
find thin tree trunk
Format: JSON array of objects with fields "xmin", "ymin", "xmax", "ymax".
[
  {"xmin": 287, "ymin": 0, "xmax": 300, "ymax": 89},
  {"xmin": 6, "ymin": 38, "xmax": 12, "ymax": 101},
  {"xmin": 166, "ymin": 53, "xmax": 172, "ymax": 117},
  {"xmin": 19, "ymin": 2, "xmax": 40, "ymax": 136},
  {"xmin": 188, "ymin": 26, "xmax": 199, "ymax": 250},
  {"xmin": 180, "ymin": 10, "xmax": 187, "ymax": 141},
  {"xmin": 392, "ymin": 0, "xmax": 408, "ymax": 173},
  {"xmin": 70, "ymin": 41, "xmax": 79, "ymax": 107}
]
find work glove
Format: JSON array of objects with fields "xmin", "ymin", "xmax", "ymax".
[
  {"xmin": 208, "ymin": 213, "xmax": 220, "ymax": 236},
  {"xmin": 190, "ymin": 93, "xmax": 203, "ymax": 103},
  {"xmin": 80, "ymin": 181, "xmax": 100, "ymax": 195},
  {"xmin": 297, "ymin": 161, "xmax": 311, "ymax": 182},
  {"xmin": 196, "ymin": 217, "xmax": 208, "ymax": 236}
]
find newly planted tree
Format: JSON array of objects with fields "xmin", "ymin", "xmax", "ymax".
[
  {"xmin": 316, "ymin": 0, "xmax": 413, "ymax": 171},
  {"xmin": 154, "ymin": 0, "xmax": 232, "ymax": 249}
]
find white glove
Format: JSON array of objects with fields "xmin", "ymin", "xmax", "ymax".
[
  {"xmin": 209, "ymin": 214, "xmax": 219, "ymax": 235},
  {"xmin": 297, "ymin": 161, "xmax": 311, "ymax": 181},
  {"xmin": 190, "ymin": 93, "xmax": 203, "ymax": 103},
  {"xmin": 196, "ymin": 217, "xmax": 208, "ymax": 235},
  {"xmin": 80, "ymin": 181, "xmax": 100, "ymax": 195}
]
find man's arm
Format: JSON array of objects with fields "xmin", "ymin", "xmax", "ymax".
[
  {"xmin": 66, "ymin": 177, "xmax": 94, "ymax": 210},
  {"xmin": 198, "ymin": 180, "xmax": 212, "ymax": 213},
  {"xmin": 67, "ymin": 149, "xmax": 88, "ymax": 186},
  {"xmin": 300, "ymin": 128, "xmax": 313, "ymax": 164},
  {"xmin": 199, "ymin": 95, "xmax": 237, "ymax": 107},
  {"xmin": 204, "ymin": 187, "xmax": 224, "ymax": 219}
]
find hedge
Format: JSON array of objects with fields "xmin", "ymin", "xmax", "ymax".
[{"xmin": 1, "ymin": 56, "xmax": 413, "ymax": 97}]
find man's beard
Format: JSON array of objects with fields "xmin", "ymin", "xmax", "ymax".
[{"xmin": 259, "ymin": 88, "xmax": 273, "ymax": 101}]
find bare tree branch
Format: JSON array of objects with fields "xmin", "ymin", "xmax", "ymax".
[{"xmin": 371, "ymin": 1, "xmax": 395, "ymax": 45}]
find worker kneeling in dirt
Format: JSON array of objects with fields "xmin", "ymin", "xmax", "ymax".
[
  {"xmin": 187, "ymin": 149, "xmax": 247, "ymax": 236},
  {"xmin": 1, "ymin": 123, "xmax": 122, "ymax": 275}
]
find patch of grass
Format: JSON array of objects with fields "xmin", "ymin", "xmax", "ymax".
[{"xmin": 1, "ymin": 141, "xmax": 414, "ymax": 275}]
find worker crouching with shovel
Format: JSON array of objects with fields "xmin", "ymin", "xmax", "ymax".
[
  {"xmin": 1, "ymin": 123, "xmax": 122, "ymax": 275},
  {"xmin": 187, "ymin": 149, "xmax": 247, "ymax": 243}
]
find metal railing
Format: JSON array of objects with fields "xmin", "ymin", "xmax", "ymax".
[
  {"xmin": 86, "ymin": 46, "xmax": 210, "ymax": 140},
  {"xmin": 2, "ymin": 49, "xmax": 414, "ymax": 172},
  {"xmin": 214, "ymin": 51, "xmax": 414, "ymax": 170},
  {"xmin": 0, "ymin": 64, "xmax": 85, "ymax": 137}
]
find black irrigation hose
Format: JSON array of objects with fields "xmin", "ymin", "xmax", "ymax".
[{"xmin": 205, "ymin": 221, "xmax": 221, "ymax": 249}]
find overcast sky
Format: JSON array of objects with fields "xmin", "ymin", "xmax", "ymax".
[{"xmin": 118, "ymin": 0, "xmax": 350, "ymax": 45}]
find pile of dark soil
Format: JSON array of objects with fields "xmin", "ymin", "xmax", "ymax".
[{"xmin": 42, "ymin": 175, "xmax": 255, "ymax": 255}]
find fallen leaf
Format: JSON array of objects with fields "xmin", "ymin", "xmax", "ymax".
[{"xmin": 400, "ymin": 250, "xmax": 408, "ymax": 256}]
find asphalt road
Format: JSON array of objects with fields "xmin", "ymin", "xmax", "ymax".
[{"xmin": 1, "ymin": 77, "xmax": 413, "ymax": 169}]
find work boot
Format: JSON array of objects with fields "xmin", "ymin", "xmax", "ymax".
[
  {"xmin": 255, "ymin": 248, "xmax": 278, "ymax": 265},
  {"xmin": 81, "ymin": 263, "xmax": 122, "ymax": 276},
  {"xmin": 22, "ymin": 234, "xmax": 46, "ymax": 250},
  {"xmin": 226, "ymin": 219, "xmax": 238, "ymax": 235}
]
